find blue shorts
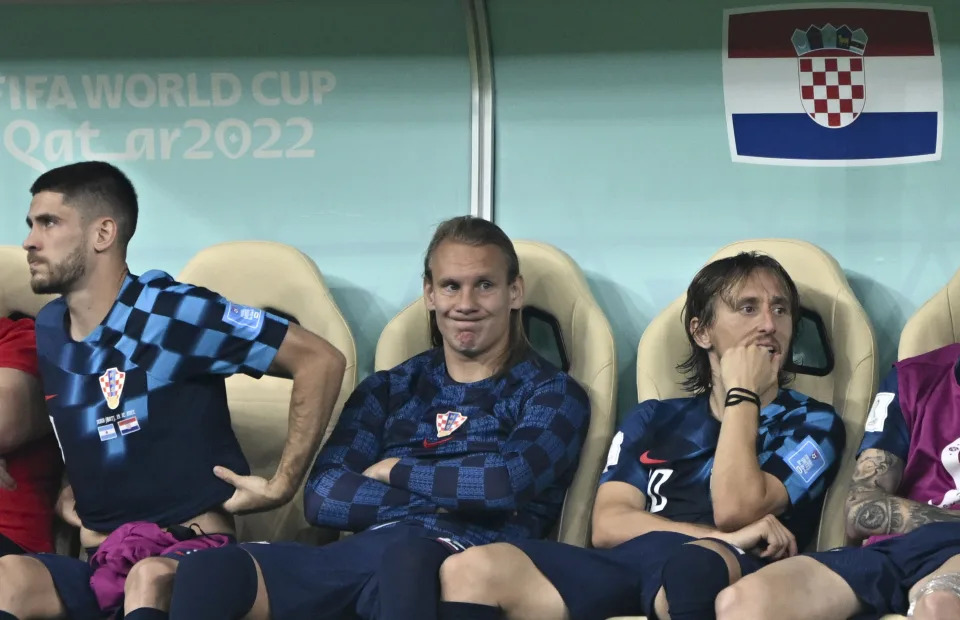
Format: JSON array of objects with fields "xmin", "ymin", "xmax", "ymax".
[
  {"xmin": 29, "ymin": 534, "xmax": 237, "ymax": 620},
  {"xmin": 242, "ymin": 522, "xmax": 468, "ymax": 620},
  {"xmin": 514, "ymin": 531, "xmax": 767, "ymax": 620},
  {"xmin": 28, "ymin": 553, "xmax": 101, "ymax": 620},
  {"xmin": 809, "ymin": 522, "xmax": 960, "ymax": 616}
]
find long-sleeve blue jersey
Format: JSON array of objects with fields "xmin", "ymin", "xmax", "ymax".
[{"xmin": 304, "ymin": 348, "xmax": 590, "ymax": 546}]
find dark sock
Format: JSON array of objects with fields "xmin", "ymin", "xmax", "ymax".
[
  {"xmin": 168, "ymin": 546, "xmax": 257, "ymax": 620},
  {"xmin": 438, "ymin": 602, "xmax": 504, "ymax": 620},
  {"xmin": 376, "ymin": 536, "xmax": 455, "ymax": 620},
  {"xmin": 123, "ymin": 610, "xmax": 168, "ymax": 620},
  {"xmin": 0, "ymin": 612, "xmax": 18, "ymax": 620},
  {"xmin": 660, "ymin": 543, "xmax": 731, "ymax": 620}
]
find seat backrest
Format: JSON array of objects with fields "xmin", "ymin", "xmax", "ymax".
[
  {"xmin": 636, "ymin": 239, "xmax": 877, "ymax": 551},
  {"xmin": 0, "ymin": 246, "xmax": 58, "ymax": 318},
  {"xmin": 375, "ymin": 239, "xmax": 617, "ymax": 547},
  {"xmin": 898, "ymin": 267, "xmax": 960, "ymax": 360},
  {"xmin": 178, "ymin": 241, "xmax": 357, "ymax": 544}
]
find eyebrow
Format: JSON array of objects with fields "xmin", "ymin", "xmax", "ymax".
[
  {"xmin": 733, "ymin": 295, "xmax": 790, "ymax": 307},
  {"xmin": 436, "ymin": 274, "xmax": 497, "ymax": 285},
  {"xmin": 26, "ymin": 213, "xmax": 56, "ymax": 226},
  {"xmin": 734, "ymin": 295, "xmax": 760, "ymax": 307}
]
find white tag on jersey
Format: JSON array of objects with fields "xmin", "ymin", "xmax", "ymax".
[
  {"xmin": 603, "ymin": 432, "xmax": 624, "ymax": 473},
  {"xmin": 865, "ymin": 392, "xmax": 895, "ymax": 433},
  {"xmin": 785, "ymin": 436, "xmax": 827, "ymax": 485},
  {"xmin": 222, "ymin": 301, "xmax": 265, "ymax": 332}
]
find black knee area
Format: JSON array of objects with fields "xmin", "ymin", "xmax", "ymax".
[
  {"xmin": 376, "ymin": 536, "xmax": 455, "ymax": 620},
  {"xmin": 438, "ymin": 602, "xmax": 504, "ymax": 620},
  {"xmin": 169, "ymin": 546, "xmax": 257, "ymax": 620},
  {"xmin": 124, "ymin": 609, "xmax": 168, "ymax": 620},
  {"xmin": 660, "ymin": 544, "xmax": 731, "ymax": 620}
]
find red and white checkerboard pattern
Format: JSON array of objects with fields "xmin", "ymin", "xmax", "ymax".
[
  {"xmin": 436, "ymin": 411, "xmax": 467, "ymax": 437},
  {"xmin": 99, "ymin": 367, "xmax": 125, "ymax": 409},
  {"xmin": 798, "ymin": 56, "xmax": 865, "ymax": 129}
]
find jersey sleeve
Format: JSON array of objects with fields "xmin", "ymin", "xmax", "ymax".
[
  {"xmin": 597, "ymin": 401, "xmax": 655, "ymax": 494},
  {"xmin": 120, "ymin": 275, "xmax": 290, "ymax": 381},
  {"xmin": 858, "ymin": 368, "xmax": 909, "ymax": 461},
  {"xmin": 0, "ymin": 318, "xmax": 39, "ymax": 377},
  {"xmin": 303, "ymin": 371, "xmax": 439, "ymax": 530},
  {"xmin": 758, "ymin": 401, "xmax": 846, "ymax": 512}
]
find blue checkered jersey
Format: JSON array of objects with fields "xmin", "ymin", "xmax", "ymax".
[
  {"xmin": 304, "ymin": 348, "xmax": 590, "ymax": 546},
  {"xmin": 35, "ymin": 270, "xmax": 289, "ymax": 532},
  {"xmin": 600, "ymin": 389, "xmax": 844, "ymax": 549}
]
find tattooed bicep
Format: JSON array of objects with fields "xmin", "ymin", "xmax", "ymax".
[{"xmin": 851, "ymin": 448, "xmax": 904, "ymax": 493}]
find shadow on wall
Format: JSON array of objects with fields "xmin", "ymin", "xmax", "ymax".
[
  {"xmin": 585, "ymin": 271, "xmax": 659, "ymax": 420},
  {"xmin": 325, "ymin": 276, "xmax": 394, "ymax": 380},
  {"xmin": 845, "ymin": 271, "xmax": 912, "ymax": 371}
]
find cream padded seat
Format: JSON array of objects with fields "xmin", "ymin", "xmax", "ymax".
[
  {"xmin": 178, "ymin": 241, "xmax": 357, "ymax": 544},
  {"xmin": 898, "ymin": 266, "xmax": 960, "ymax": 360},
  {"xmin": 374, "ymin": 239, "xmax": 617, "ymax": 547}
]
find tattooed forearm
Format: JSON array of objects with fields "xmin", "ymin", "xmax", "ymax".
[
  {"xmin": 852, "ymin": 497, "xmax": 906, "ymax": 536},
  {"xmin": 846, "ymin": 449, "xmax": 960, "ymax": 541},
  {"xmin": 845, "ymin": 450, "xmax": 904, "ymax": 541},
  {"xmin": 906, "ymin": 502, "xmax": 960, "ymax": 528},
  {"xmin": 849, "ymin": 450, "xmax": 902, "ymax": 491},
  {"xmin": 856, "ymin": 499, "xmax": 890, "ymax": 534},
  {"xmin": 855, "ymin": 502, "xmax": 888, "ymax": 531},
  {"xmin": 890, "ymin": 505, "xmax": 904, "ymax": 531},
  {"xmin": 852, "ymin": 496, "xmax": 960, "ymax": 539}
]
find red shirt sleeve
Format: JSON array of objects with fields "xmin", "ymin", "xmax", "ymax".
[{"xmin": 0, "ymin": 318, "xmax": 38, "ymax": 377}]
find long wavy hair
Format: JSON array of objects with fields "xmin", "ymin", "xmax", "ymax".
[{"xmin": 677, "ymin": 252, "xmax": 800, "ymax": 395}]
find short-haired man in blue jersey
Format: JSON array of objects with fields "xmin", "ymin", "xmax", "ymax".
[
  {"xmin": 165, "ymin": 216, "xmax": 592, "ymax": 620},
  {"xmin": 435, "ymin": 252, "xmax": 847, "ymax": 620},
  {"xmin": 0, "ymin": 161, "xmax": 347, "ymax": 620}
]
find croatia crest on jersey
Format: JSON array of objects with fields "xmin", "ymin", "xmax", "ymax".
[
  {"xmin": 436, "ymin": 411, "xmax": 468, "ymax": 438},
  {"xmin": 723, "ymin": 5, "xmax": 942, "ymax": 166},
  {"xmin": 99, "ymin": 367, "xmax": 125, "ymax": 410}
]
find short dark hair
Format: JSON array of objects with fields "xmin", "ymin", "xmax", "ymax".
[
  {"xmin": 423, "ymin": 216, "xmax": 529, "ymax": 371},
  {"xmin": 30, "ymin": 161, "xmax": 139, "ymax": 249},
  {"xmin": 678, "ymin": 251, "xmax": 801, "ymax": 395}
]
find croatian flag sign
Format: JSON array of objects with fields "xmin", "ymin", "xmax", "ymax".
[{"xmin": 723, "ymin": 5, "xmax": 942, "ymax": 166}]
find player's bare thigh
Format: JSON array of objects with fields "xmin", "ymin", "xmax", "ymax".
[
  {"xmin": 0, "ymin": 555, "xmax": 68, "ymax": 618},
  {"xmin": 441, "ymin": 543, "xmax": 570, "ymax": 620},
  {"xmin": 715, "ymin": 555, "xmax": 861, "ymax": 620}
]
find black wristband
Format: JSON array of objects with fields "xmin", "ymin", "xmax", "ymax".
[{"xmin": 725, "ymin": 387, "xmax": 761, "ymax": 410}]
